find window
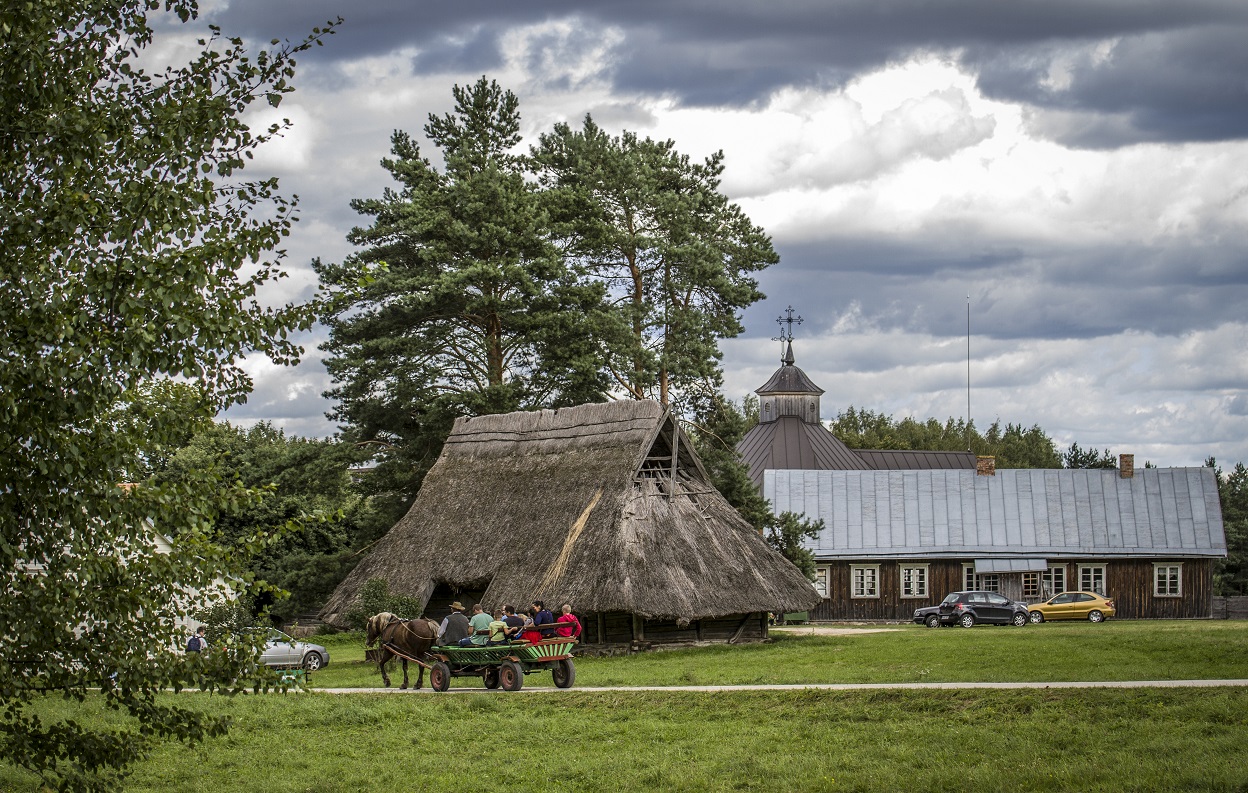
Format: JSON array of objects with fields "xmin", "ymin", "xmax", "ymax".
[
  {"xmin": 963, "ymin": 565, "xmax": 1000, "ymax": 592},
  {"xmin": 851, "ymin": 565, "xmax": 879, "ymax": 598},
  {"xmin": 1043, "ymin": 566, "xmax": 1066, "ymax": 597},
  {"xmin": 1022, "ymin": 573, "xmax": 1039, "ymax": 598},
  {"xmin": 813, "ymin": 566, "xmax": 829, "ymax": 599},
  {"xmin": 1154, "ymin": 563, "xmax": 1182, "ymax": 597},
  {"xmin": 900, "ymin": 565, "xmax": 928, "ymax": 598},
  {"xmin": 1079, "ymin": 565, "xmax": 1106, "ymax": 595}
]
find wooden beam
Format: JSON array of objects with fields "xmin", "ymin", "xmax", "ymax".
[
  {"xmin": 669, "ymin": 420, "xmax": 679, "ymax": 499},
  {"xmin": 727, "ymin": 614, "xmax": 752, "ymax": 644}
]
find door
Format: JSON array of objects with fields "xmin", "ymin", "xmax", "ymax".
[
  {"xmin": 1046, "ymin": 592, "xmax": 1078, "ymax": 619},
  {"xmin": 983, "ymin": 592, "xmax": 1013, "ymax": 623}
]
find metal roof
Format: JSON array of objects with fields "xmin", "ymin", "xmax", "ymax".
[
  {"xmin": 764, "ymin": 468, "xmax": 1227, "ymax": 560},
  {"xmin": 857, "ymin": 449, "xmax": 976, "ymax": 470},
  {"xmin": 738, "ymin": 416, "xmax": 865, "ymax": 485},
  {"xmin": 754, "ymin": 364, "xmax": 824, "ymax": 396}
]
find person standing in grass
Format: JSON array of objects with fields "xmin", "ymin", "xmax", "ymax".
[{"xmin": 186, "ymin": 626, "xmax": 207, "ymax": 654}]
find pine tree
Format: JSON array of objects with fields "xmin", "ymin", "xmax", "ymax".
[
  {"xmin": 316, "ymin": 79, "xmax": 621, "ymax": 498},
  {"xmin": 533, "ymin": 116, "xmax": 778, "ymax": 410}
]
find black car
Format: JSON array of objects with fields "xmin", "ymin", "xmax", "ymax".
[{"xmin": 912, "ymin": 591, "xmax": 1030, "ymax": 628}]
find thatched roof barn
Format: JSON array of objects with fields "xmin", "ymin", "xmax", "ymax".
[{"xmin": 321, "ymin": 400, "xmax": 820, "ymax": 646}]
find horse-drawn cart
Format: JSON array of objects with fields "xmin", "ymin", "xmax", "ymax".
[{"xmin": 425, "ymin": 638, "xmax": 577, "ymax": 692}]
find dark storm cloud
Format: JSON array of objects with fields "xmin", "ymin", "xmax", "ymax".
[
  {"xmin": 213, "ymin": 1, "xmax": 1248, "ymax": 146},
  {"xmin": 746, "ymin": 235, "xmax": 1248, "ymax": 344},
  {"xmin": 967, "ymin": 26, "xmax": 1248, "ymax": 148}
]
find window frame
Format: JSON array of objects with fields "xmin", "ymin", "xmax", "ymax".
[
  {"xmin": 850, "ymin": 564, "xmax": 880, "ymax": 599},
  {"xmin": 899, "ymin": 564, "xmax": 929, "ymax": 599},
  {"xmin": 812, "ymin": 566, "xmax": 830, "ymax": 599},
  {"xmin": 1079, "ymin": 564, "xmax": 1106, "ymax": 596},
  {"xmin": 1153, "ymin": 563, "xmax": 1182, "ymax": 598},
  {"xmin": 1042, "ymin": 565, "xmax": 1066, "ymax": 598},
  {"xmin": 962, "ymin": 564, "xmax": 1000, "ymax": 593}
]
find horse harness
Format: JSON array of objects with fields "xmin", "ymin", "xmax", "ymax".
[{"xmin": 378, "ymin": 616, "xmax": 438, "ymax": 663}]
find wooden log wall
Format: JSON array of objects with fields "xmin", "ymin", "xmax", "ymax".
[
  {"xmin": 1103, "ymin": 559, "xmax": 1212, "ymax": 619},
  {"xmin": 810, "ymin": 559, "xmax": 1214, "ymax": 620},
  {"xmin": 810, "ymin": 560, "xmax": 965, "ymax": 621}
]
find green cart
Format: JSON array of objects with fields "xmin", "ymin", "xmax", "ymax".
[{"xmin": 426, "ymin": 638, "xmax": 577, "ymax": 692}]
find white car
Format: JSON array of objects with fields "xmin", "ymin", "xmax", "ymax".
[{"xmin": 258, "ymin": 628, "xmax": 329, "ymax": 671}]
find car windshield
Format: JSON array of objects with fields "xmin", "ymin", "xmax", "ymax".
[{"xmin": 941, "ymin": 593, "xmax": 961, "ymax": 605}]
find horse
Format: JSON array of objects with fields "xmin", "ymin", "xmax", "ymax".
[{"xmin": 365, "ymin": 612, "xmax": 439, "ymax": 689}]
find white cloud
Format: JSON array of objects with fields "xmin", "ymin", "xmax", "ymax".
[{"xmin": 723, "ymin": 322, "xmax": 1248, "ymax": 467}]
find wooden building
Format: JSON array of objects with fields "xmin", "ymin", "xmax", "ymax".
[
  {"xmin": 737, "ymin": 342, "xmax": 974, "ymax": 486},
  {"xmin": 320, "ymin": 401, "xmax": 820, "ymax": 648},
  {"xmin": 766, "ymin": 462, "xmax": 1227, "ymax": 620}
]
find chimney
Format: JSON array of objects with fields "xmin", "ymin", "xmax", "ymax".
[
  {"xmin": 976, "ymin": 455, "xmax": 996, "ymax": 476},
  {"xmin": 1120, "ymin": 453, "xmax": 1134, "ymax": 479}
]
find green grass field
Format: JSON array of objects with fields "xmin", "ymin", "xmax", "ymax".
[
  {"xmin": 3, "ymin": 621, "xmax": 1248, "ymax": 792},
  {"xmin": 307, "ymin": 619, "xmax": 1248, "ymax": 689}
]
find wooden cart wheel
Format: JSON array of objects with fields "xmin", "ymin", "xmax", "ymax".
[
  {"xmin": 430, "ymin": 662, "xmax": 451, "ymax": 692},
  {"xmin": 483, "ymin": 667, "xmax": 500, "ymax": 689},
  {"xmin": 551, "ymin": 658, "xmax": 576, "ymax": 689},
  {"xmin": 499, "ymin": 660, "xmax": 524, "ymax": 692}
]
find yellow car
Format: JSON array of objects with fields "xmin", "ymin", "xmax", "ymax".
[{"xmin": 1028, "ymin": 591, "xmax": 1117, "ymax": 623}]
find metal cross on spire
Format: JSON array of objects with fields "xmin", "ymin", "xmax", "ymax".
[{"xmin": 772, "ymin": 305, "xmax": 803, "ymax": 364}]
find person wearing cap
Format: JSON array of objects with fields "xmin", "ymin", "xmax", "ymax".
[{"xmin": 438, "ymin": 601, "xmax": 470, "ymax": 646}]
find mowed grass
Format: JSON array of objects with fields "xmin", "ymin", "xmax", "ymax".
[
  {"xmin": 4, "ymin": 687, "xmax": 1247, "ymax": 792},
  {"xmin": 308, "ymin": 619, "xmax": 1248, "ymax": 689},
  {"xmin": 4, "ymin": 621, "xmax": 1248, "ymax": 792}
]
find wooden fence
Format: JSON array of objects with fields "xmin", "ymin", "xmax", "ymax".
[{"xmin": 1211, "ymin": 597, "xmax": 1248, "ymax": 619}]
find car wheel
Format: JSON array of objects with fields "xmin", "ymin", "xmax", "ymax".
[
  {"xmin": 302, "ymin": 652, "xmax": 323, "ymax": 671},
  {"xmin": 483, "ymin": 668, "xmax": 500, "ymax": 689},
  {"xmin": 1029, "ymin": 611, "xmax": 1044, "ymax": 624},
  {"xmin": 499, "ymin": 660, "xmax": 524, "ymax": 692},
  {"xmin": 430, "ymin": 662, "xmax": 451, "ymax": 692},
  {"xmin": 1011, "ymin": 612, "xmax": 1027, "ymax": 627},
  {"xmin": 1088, "ymin": 610, "xmax": 1104, "ymax": 623},
  {"xmin": 551, "ymin": 659, "xmax": 576, "ymax": 689},
  {"xmin": 925, "ymin": 615, "xmax": 940, "ymax": 628},
  {"xmin": 959, "ymin": 613, "xmax": 975, "ymax": 628}
]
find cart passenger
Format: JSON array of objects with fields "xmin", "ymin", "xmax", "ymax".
[
  {"xmin": 554, "ymin": 603, "xmax": 582, "ymax": 639},
  {"xmin": 519, "ymin": 601, "xmax": 554, "ymax": 644},
  {"xmin": 502, "ymin": 605, "xmax": 527, "ymax": 641},
  {"xmin": 486, "ymin": 610, "xmax": 510, "ymax": 645},
  {"xmin": 458, "ymin": 603, "xmax": 492, "ymax": 646},
  {"xmin": 531, "ymin": 600, "xmax": 555, "ymax": 638},
  {"xmin": 439, "ymin": 601, "xmax": 470, "ymax": 646}
]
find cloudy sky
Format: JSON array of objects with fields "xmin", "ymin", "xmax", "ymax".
[{"xmin": 190, "ymin": 1, "xmax": 1247, "ymax": 468}]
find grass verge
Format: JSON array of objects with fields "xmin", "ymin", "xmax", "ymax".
[{"xmin": 3, "ymin": 687, "xmax": 1246, "ymax": 792}]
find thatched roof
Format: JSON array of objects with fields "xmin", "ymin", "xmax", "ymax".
[{"xmin": 321, "ymin": 400, "xmax": 820, "ymax": 627}]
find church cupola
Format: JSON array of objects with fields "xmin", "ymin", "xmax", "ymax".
[{"xmin": 755, "ymin": 308, "xmax": 823, "ymax": 425}]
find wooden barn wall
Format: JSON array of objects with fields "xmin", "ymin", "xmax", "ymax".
[
  {"xmin": 810, "ymin": 559, "xmax": 1214, "ymax": 621},
  {"xmin": 1104, "ymin": 559, "xmax": 1212, "ymax": 619},
  {"xmin": 810, "ymin": 561, "xmax": 965, "ymax": 621}
]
